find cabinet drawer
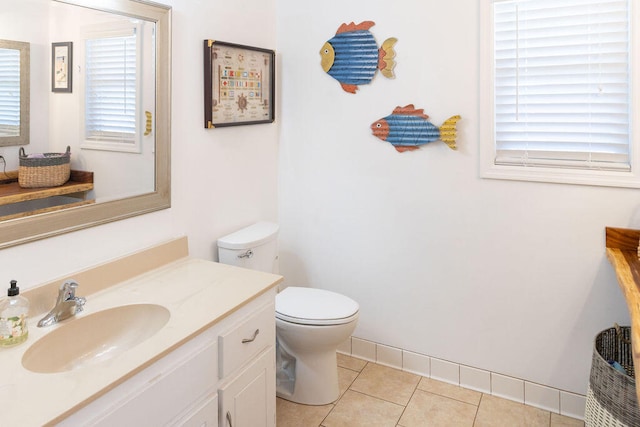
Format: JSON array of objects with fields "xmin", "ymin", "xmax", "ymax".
[{"xmin": 219, "ymin": 302, "xmax": 275, "ymax": 378}]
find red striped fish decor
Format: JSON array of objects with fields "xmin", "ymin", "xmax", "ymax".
[
  {"xmin": 320, "ymin": 21, "xmax": 397, "ymax": 94},
  {"xmin": 371, "ymin": 105, "xmax": 461, "ymax": 152}
]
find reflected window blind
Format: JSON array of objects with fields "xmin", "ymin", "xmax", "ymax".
[
  {"xmin": 0, "ymin": 48, "xmax": 20, "ymax": 136},
  {"xmin": 493, "ymin": 0, "xmax": 631, "ymax": 171},
  {"xmin": 85, "ymin": 29, "xmax": 137, "ymax": 142}
]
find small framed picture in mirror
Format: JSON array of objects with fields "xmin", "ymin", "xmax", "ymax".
[
  {"xmin": 52, "ymin": 42, "xmax": 72, "ymax": 93},
  {"xmin": 203, "ymin": 40, "xmax": 275, "ymax": 128}
]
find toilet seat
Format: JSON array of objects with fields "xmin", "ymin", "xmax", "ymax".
[{"xmin": 276, "ymin": 287, "xmax": 359, "ymax": 326}]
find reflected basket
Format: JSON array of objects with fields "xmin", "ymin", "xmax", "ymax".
[{"xmin": 18, "ymin": 146, "xmax": 71, "ymax": 188}]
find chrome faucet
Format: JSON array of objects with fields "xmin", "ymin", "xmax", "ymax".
[{"xmin": 37, "ymin": 279, "xmax": 86, "ymax": 327}]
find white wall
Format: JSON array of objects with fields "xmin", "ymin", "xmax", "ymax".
[
  {"xmin": 0, "ymin": 0, "xmax": 632, "ymax": 400},
  {"xmin": 0, "ymin": 0, "xmax": 278, "ymax": 292},
  {"xmin": 276, "ymin": 0, "xmax": 632, "ymax": 395},
  {"xmin": 0, "ymin": 0, "xmax": 49, "ymax": 157},
  {"xmin": 47, "ymin": 3, "xmax": 156, "ymax": 201}
]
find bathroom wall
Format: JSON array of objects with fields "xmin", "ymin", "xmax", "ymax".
[
  {"xmin": 0, "ymin": 0, "xmax": 632, "ymax": 404},
  {"xmin": 0, "ymin": 0, "xmax": 278, "ymax": 289},
  {"xmin": 276, "ymin": 0, "xmax": 633, "ymax": 396}
]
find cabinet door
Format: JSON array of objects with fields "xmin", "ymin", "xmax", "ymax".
[
  {"xmin": 61, "ymin": 338, "xmax": 218, "ymax": 427},
  {"xmin": 219, "ymin": 347, "xmax": 275, "ymax": 427}
]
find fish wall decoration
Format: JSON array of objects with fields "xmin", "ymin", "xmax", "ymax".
[
  {"xmin": 371, "ymin": 105, "xmax": 461, "ymax": 152},
  {"xmin": 320, "ymin": 21, "xmax": 397, "ymax": 94}
]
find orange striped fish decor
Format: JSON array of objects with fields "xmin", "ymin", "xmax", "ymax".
[{"xmin": 371, "ymin": 105, "xmax": 461, "ymax": 152}]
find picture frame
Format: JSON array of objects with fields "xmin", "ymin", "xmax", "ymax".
[
  {"xmin": 203, "ymin": 40, "xmax": 275, "ymax": 128},
  {"xmin": 52, "ymin": 42, "xmax": 72, "ymax": 93}
]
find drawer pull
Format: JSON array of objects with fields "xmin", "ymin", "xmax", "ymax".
[
  {"xmin": 226, "ymin": 410, "xmax": 233, "ymax": 427},
  {"xmin": 242, "ymin": 328, "xmax": 260, "ymax": 343}
]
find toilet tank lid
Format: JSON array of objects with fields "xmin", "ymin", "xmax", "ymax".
[{"xmin": 217, "ymin": 221, "xmax": 279, "ymax": 249}]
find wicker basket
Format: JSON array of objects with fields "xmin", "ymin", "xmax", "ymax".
[
  {"xmin": 18, "ymin": 146, "xmax": 71, "ymax": 188},
  {"xmin": 585, "ymin": 325, "xmax": 640, "ymax": 427}
]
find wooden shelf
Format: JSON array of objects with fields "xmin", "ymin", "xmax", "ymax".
[
  {"xmin": 605, "ymin": 226, "xmax": 640, "ymax": 405},
  {"xmin": 0, "ymin": 170, "xmax": 94, "ymax": 220}
]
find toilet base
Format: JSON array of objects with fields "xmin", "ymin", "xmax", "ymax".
[{"xmin": 276, "ymin": 349, "xmax": 339, "ymax": 405}]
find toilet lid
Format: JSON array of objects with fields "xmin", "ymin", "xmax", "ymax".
[{"xmin": 276, "ymin": 287, "xmax": 359, "ymax": 326}]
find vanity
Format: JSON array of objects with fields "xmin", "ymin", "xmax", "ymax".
[{"xmin": 0, "ymin": 237, "xmax": 282, "ymax": 426}]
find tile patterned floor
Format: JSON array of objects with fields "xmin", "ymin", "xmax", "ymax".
[{"xmin": 276, "ymin": 354, "xmax": 585, "ymax": 427}]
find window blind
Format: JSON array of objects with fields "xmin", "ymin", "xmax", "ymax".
[
  {"xmin": 493, "ymin": 0, "xmax": 631, "ymax": 171},
  {"xmin": 0, "ymin": 48, "xmax": 20, "ymax": 137},
  {"xmin": 85, "ymin": 29, "xmax": 137, "ymax": 143}
]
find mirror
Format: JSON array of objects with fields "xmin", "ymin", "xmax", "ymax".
[
  {"xmin": 0, "ymin": 39, "xmax": 29, "ymax": 146},
  {"xmin": 0, "ymin": 0, "xmax": 171, "ymax": 248}
]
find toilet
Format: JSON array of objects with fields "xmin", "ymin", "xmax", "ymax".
[{"xmin": 217, "ymin": 221, "xmax": 359, "ymax": 405}]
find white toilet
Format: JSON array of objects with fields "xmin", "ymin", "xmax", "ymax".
[{"xmin": 217, "ymin": 222, "xmax": 359, "ymax": 405}]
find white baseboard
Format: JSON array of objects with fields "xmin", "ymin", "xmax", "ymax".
[{"xmin": 337, "ymin": 336, "xmax": 585, "ymax": 421}]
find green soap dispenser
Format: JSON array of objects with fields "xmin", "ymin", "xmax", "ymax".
[{"xmin": 0, "ymin": 280, "xmax": 29, "ymax": 347}]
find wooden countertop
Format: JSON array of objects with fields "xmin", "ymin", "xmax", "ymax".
[
  {"xmin": 0, "ymin": 170, "xmax": 94, "ymax": 204},
  {"xmin": 0, "ymin": 170, "xmax": 94, "ymax": 220},
  {"xmin": 605, "ymin": 226, "xmax": 640, "ymax": 405}
]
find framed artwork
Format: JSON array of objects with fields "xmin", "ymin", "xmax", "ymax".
[
  {"xmin": 52, "ymin": 42, "xmax": 72, "ymax": 93},
  {"xmin": 203, "ymin": 40, "xmax": 275, "ymax": 128}
]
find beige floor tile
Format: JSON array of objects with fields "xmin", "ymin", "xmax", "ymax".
[
  {"xmin": 474, "ymin": 394, "xmax": 550, "ymax": 427},
  {"xmin": 322, "ymin": 390, "xmax": 404, "ymax": 427},
  {"xmin": 398, "ymin": 389, "xmax": 477, "ymax": 427},
  {"xmin": 550, "ymin": 413, "xmax": 584, "ymax": 427},
  {"xmin": 350, "ymin": 363, "xmax": 420, "ymax": 406},
  {"xmin": 337, "ymin": 353, "xmax": 368, "ymax": 372},
  {"xmin": 338, "ymin": 366, "xmax": 359, "ymax": 397},
  {"xmin": 276, "ymin": 397, "xmax": 333, "ymax": 427},
  {"xmin": 418, "ymin": 377, "xmax": 482, "ymax": 406}
]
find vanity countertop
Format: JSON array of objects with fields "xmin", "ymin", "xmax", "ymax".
[
  {"xmin": 605, "ymin": 226, "xmax": 640, "ymax": 406},
  {"xmin": 0, "ymin": 256, "xmax": 282, "ymax": 426}
]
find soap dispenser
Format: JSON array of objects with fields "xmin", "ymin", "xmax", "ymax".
[{"xmin": 0, "ymin": 280, "xmax": 29, "ymax": 347}]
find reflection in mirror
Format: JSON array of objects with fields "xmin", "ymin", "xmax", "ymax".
[
  {"xmin": 0, "ymin": 39, "xmax": 29, "ymax": 146},
  {"xmin": 0, "ymin": 0, "xmax": 171, "ymax": 248}
]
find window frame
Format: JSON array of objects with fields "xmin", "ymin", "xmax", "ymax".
[
  {"xmin": 479, "ymin": 0, "xmax": 640, "ymax": 188},
  {"xmin": 0, "ymin": 39, "xmax": 29, "ymax": 147},
  {"xmin": 80, "ymin": 20, "xmax": 143, "ymax": 153}
]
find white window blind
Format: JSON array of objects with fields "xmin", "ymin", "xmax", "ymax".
[
  {"xmin": 84, "ymin": 24, "xmax": 139, "ymax": 147},
  {"xmin": 0, "ymin": 47, "xmax": 20, "ymax": 137},
  {"xmin": 493, "ymin": 0, "xmax": 631, "ymax": 171}
]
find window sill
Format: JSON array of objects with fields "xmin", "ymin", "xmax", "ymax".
[{"xmin": 480, "ymin": 163, "xmax": 640, "ymax": 189}]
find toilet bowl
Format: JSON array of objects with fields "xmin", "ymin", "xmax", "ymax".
[
  {"xmin": 217, "ymin": 222, "xmax": 360, "ymax": 405},
  {"xmin": 275, "ymin": 286, "xmax": 359, "ymax": 405}
]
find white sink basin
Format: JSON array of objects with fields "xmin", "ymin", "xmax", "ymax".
[{"xmin": 22, "ymin": 304, "xmax": 170, "ymax": 374}]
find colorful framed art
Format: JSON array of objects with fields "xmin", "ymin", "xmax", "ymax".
[{"xmin": 203, "ymin": 40, "xmax": 275, "ymax": 128}]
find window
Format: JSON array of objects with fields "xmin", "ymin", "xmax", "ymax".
[
  {"xmin": 480, "ymin": 0, "xmax": 640, "ymax": 187},
  {"xmin": 81, "ymin": 21, "xmax": 143, "ymax": 153},
  {"xmin": 0, "ymin": 47, "xmax": 21, "ymax": 137}
]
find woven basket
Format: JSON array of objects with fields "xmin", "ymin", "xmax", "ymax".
[
  {"xmin": 18, "ymin": 146, "xmax": 71, "ymax": 188},
  {"xmin": 585, "ymin": 325, "xmax": 640, "ymax": 427}
]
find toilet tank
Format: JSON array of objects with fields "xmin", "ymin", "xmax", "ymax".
[{"xmin": 217, "ymin": 221, "xmax": 279, "ymax": 274}]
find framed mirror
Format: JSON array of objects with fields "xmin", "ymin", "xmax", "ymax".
[
  {"xmin": 0, "ymin": 0, "xmax": 171, "ymax": 248},
  {"xmin": 0, "ymin": 39, "xmax": 29, "ymax": 147}
]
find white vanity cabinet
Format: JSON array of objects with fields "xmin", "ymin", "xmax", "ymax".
[{"xmin": 58, "ymin": 289, "xmax": 276, "ymax": 427}]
